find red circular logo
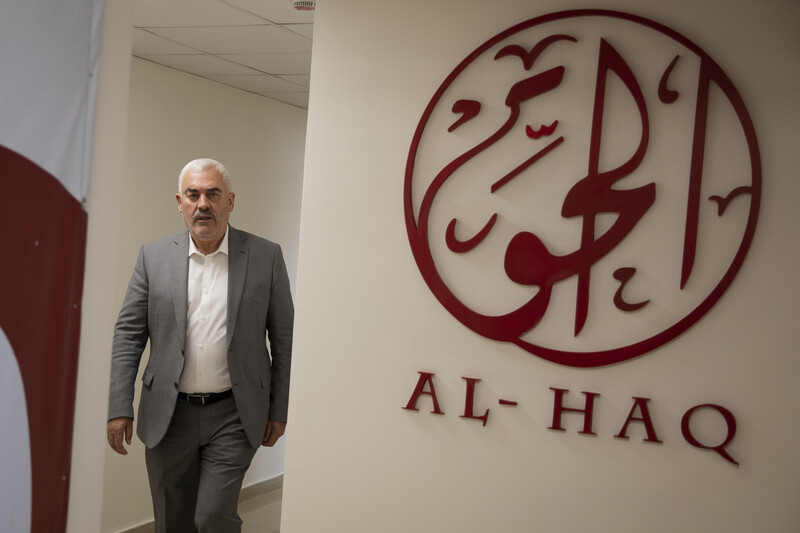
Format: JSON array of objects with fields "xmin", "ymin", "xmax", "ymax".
[{"xmin": 404, "ymin": 10, "xmax": 760, "ymax": 367}]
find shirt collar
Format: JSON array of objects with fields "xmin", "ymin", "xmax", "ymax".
[{"xmin": 188, "ymin": 225, "xmax": 229, "ymax": 257}]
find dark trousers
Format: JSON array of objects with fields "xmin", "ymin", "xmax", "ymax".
[{"xmin": 145, "ymin": 396, "xmax": 257, "ymax": 533}]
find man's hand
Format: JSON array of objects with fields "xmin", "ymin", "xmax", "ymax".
[
  {"xmin": 107, "ymin": 417, "xmax": 133, "ymax": 455},
  {"xmin": 262, "ymin": 420, "xmax": 286, "ymax": 447}
]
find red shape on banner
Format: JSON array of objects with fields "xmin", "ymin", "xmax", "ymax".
[{"xmin": 0, "ymin": 145, "xmax": 87, "ymax": 532}]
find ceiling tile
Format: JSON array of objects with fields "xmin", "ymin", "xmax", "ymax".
[
  {"xmin": 138, "ymin": 54, "xmax": 261, "ymax": 76},
  {"xmin": 135, "ymin": 0, "xmax": 265, "ymax": 27},
  {"xmin": 148, "ymin": 25, "xmax": 312, "ymax": 55},
  {"xmin": 263, "ymin": 92, "xmax": 310, "ymax": 108},
  {"xmin": 222, "ymin": 0, "xmax": 315, "ymax": 24},
  {"xmin": 281, "ymin": 23, "xmax": 313, "ymax": 39},
  {"xmin": 132, "ymin": 0, "xmax": 314, "ymax": 109},
  {"xmin": 132, "ymin": 28, "xmax": 200, "ymax": 55},
  {"xmin": 207, "ymin": 74, "xmax": 307, "ymax": 93},
  {"xmin": 277, "ymin": 74, "xmax": 311, "ymax": 87},
  {"xmin": 218, "ymin": 53, "xmax": 312, "ymax": 74}
]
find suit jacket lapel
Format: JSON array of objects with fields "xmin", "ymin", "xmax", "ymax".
[
  {"xmin": 172, "ymin": 231, "xmax": 189, "ymax": 349},
  {"xmin": 227, "ymin": 226, "xmax": 248, "ymax": 349}
]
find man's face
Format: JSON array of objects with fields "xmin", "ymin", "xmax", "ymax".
[{"xmin": 176, "ymin": 167, "xmax": 235, "ymax": 249}]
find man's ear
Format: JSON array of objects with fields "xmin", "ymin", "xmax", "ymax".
[{"xmin": 176, "ymin": 193, "xmax": 183, "ymax": 212}]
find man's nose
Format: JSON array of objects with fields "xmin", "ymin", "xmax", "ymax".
[{"xmin": 197, "ymin": 194, "xmax": 210, "ymax": 208}]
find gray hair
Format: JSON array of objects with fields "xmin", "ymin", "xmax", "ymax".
[{"xmin": 178, "ymin": 158, "xmax": 233, "ymax": 193}]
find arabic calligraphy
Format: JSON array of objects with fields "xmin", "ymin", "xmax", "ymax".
[{"xmin": 404, "ymin": 10, "xmax": 761, "ymax": 367}]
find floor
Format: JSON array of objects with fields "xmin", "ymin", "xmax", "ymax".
[
  {"xmin": 240, "ymin": 487, "xmax": 283, "ymax": 533},
  {"xmin": 116, "ymin": 486, "xmax": 283, "ymax": 533}
]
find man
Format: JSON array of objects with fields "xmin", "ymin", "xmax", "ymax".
[{"xmin": 107, "ymin": 158, "xmax": 293, "ymax": 532}]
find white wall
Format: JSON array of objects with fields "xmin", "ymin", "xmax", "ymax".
[
  {"xmin": 282, "ymin": 1, "xmax": 800, "ymax": 532},
  {"xmin": 99, "ymin": 57, "xmax": 307, "ymax": 532},
  {"xmin": 69, "ymin": 2, "xmax": 132, "ymax": 532}
]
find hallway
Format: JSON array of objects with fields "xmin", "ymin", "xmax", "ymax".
[{"xmin": 240, "ymin": 487, "xmax": 282, "ymax": 533}]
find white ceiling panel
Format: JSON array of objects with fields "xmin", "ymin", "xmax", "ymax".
[
  {"xmin": 260, "ymin": 92, "xmax": 310, "ymax": 108},
  {"xmin": 132, "ymin": 29, "xmax": 200, "ymax": 55},
  {"xmin": 219, "ymin": 53, "xmax": 312, "ymax": 74},
  {"xmin": 282, "ymin": 23, "xmax": 314, "ymax": 39},
  {"xmin": 277, "ymin": 74, "xmax": 311, "ymax": 87},
  {"xmin": 207, "ymin": 74, "xmax": 307, "ymax": 93},
  {"xmin": 148, "ymin": 25, "xmax": 312, "ymax": 55},
  {"xmin": 223, "ymin": 0, "xmax": 315, "ymax": 24},
  {"xmin": 138, "ymin": 54, "xmax": 261, "ymax": 76},
  {"xmin": 135, "ymin": 0, "xmax": 265, "ymax": 27},
  {"xmin": 132, "ymin": 0, "xmax": 314, "ymax": 109}
]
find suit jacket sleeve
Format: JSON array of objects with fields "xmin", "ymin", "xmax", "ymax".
[
  {"xmin": 107, "ymin": 246, "xmax": 150, "ymax": 421},
  {"xmin": 266, "ymin": 244, "xmax": 293, "ymax": 423}
]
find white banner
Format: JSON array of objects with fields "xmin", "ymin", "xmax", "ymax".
[{"xmin": 0, "ymin": 0, "xmax": 102, "ymax": 531}]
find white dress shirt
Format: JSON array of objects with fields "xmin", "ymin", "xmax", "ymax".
[{"xmin": 178, "ymin": 228, "xmax": 232, "ymax": 394}]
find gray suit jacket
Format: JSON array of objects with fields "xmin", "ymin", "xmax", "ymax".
[{"xmin": 108, "ymin": 226, "xmax": 293, "ymax": 449}]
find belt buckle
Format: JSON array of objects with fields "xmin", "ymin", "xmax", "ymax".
[{"xmin": 186, "ymin": 393, "xmax": 206, "ymax": 406}]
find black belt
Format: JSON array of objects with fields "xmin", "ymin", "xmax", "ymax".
[{"xmin": 178, "ymin": 389, "xmax": 233, "ymax": 406}]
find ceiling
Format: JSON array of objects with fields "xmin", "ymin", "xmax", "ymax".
[{"xmin": 132, "ymin": 0, "xmax": 314, "ymax": 109}]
